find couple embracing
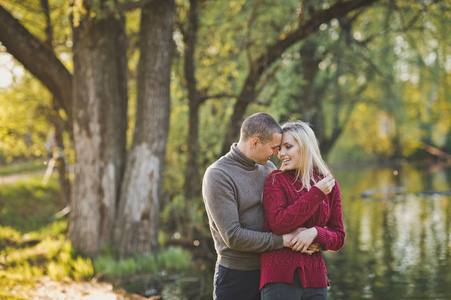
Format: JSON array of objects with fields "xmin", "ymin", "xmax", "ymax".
[{"xmin": 202, "ymin": 113, "xmax": 345, "ymax": 300}]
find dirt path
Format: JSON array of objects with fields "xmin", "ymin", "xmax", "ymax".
[
  {"xmin": 0, "ymin": 170, "xmax": 44, "ymax": 185},
  {"xmin": 12, "ymin": 276, "xmax": 153, "ymax": 300}
]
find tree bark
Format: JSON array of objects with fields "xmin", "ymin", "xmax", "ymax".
[
  {"xmin": 113, "ymin": 0, "xmax": 174, "ymax": 256},
  {"xmin": 0, "ymin": 5, "xmax": 73, "ymax": 122},
  {"xmin": 40, "ymin": 0, "xmax": 72, "ymax": 206},
  {"xmin": 221, "ymin": 0, "xmax": 378, "ymax": 155},
  {"xmin": 183, "ymin": 0, "xmax": 201, "ymax": 209},
  {"xmin": 69, "ymin": 14, "xmax": 128, "ymax": 256}
]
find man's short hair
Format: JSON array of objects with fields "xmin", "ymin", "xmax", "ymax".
[{"xmin": 240, "ymin": 112, "xmax": 283, "ymax": 144}]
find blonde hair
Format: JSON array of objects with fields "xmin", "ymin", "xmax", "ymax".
[{"xmin": 281, "ymin": 120, "xmax": 331, "ymax": 190}]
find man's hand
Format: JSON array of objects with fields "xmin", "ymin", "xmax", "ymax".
[
  {"xmin": 304, "ymin": 243, "xmax": 321, "ymax": 255},
  {"xmin": 290, "ymin": 227, "xmax": 318, "ymax": 253}
]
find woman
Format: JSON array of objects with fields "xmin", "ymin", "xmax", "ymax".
[{"xmin": 260, "ymin": 120, "xmax": 345, "ymax": 299}]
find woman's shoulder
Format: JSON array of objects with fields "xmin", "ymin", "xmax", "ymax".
[
  {"xmin": 268, "ymin": 169, "xmax": 286, "ymax": 178},
  {"xmin": 266, "ymin": 169, "xmax": 289, "ymax": 185}
]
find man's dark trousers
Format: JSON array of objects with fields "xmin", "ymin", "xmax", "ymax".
[{"xmin": 214, "ymin": 264, "xmax": 261, "ymax": 300}]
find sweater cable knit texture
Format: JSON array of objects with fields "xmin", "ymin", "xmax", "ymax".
[{"xmin": 260, "ymin": 169, "xmax": 345, "ymax": 290}]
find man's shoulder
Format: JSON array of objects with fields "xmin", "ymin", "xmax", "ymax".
[
  {"xmin": 261, "ymin": 160, "xmax": 277, "ymax": 171},
  {"xmin": 203, "ymin": 157, "xmax": 231, "ymax": 179}
]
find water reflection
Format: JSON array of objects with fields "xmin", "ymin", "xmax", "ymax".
[{"xmin": 325, "ymin": 163, "xmax": 451, "ymax": 300}]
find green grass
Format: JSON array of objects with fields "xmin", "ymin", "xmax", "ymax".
[
  {"xmin": 0, "ymin": 175, "xmax": 63, "ymax": 233},
  {"xmin": 0, "ymin": 220, "xmax": 95, "ymax": 299},
  {"xmin": 0, "ymin": 172, "xmax": 195, "ymax": 299},
  {"xmin": 94, "ymin": 246, "xmax": 191, "ymax": 279},
  {"xmin": 92, "ymin": 245, "xmax": 192, "ymax": 296},
  {"xmin": 0, "ymin": 161, "xmax": 46, "ymax": 176},
  {"xmin": 0, "ymin": 175, "xmax": 93, "ymax": 299}
]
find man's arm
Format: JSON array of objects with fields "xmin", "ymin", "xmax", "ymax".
[{"xmin": 202, "ymin": 167, "xmax": 283, "ymax": 252}]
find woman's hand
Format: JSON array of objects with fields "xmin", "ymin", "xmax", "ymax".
[
  {"xmin": 315, "ymin": 174, "xmax": 335, "ymax": 195},
  {"xmin": 290, "ymin": 227, "xmax": 318, "ymax": 253},
  {"xmin": 283, "ymin": 227, "xmax": 306, "ymax": 248}
]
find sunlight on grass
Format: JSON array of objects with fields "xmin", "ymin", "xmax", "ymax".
[
  {"xmin": 0, "ymin": 177, "xmax": 93, "ymax": 298},
  {"xmin": 0, "ymin": 170, "xmax": 195, "ymax": 299},
  {"xmin": 93, "ymin": 246, "xmax": 191, "ymax": 279},
  {"xmin": 0, "ymin": 221, "xmax": 95, "ymax": 298}
]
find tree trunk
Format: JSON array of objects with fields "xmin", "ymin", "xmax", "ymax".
[
  {"xmin": 70, "ymin": 15, "xmax": 128, "ymax": 256},
  {"xmin": 113, "ymin": 0, "xmax": 174, "ymax": 256},
  {"xmin": 297, "ymin": 40, "xmax": 321, "ymax": 125},
  {"xmin": 49, "ymin": 96, "xmax": 72, "ymax": 205},
  {"xmin": 40, "ymin": 0, "xmax": 71, "ymax": 206},
  {"xmin": 183, "ymin": 0, "xmax": 201, "ymax": 209}
]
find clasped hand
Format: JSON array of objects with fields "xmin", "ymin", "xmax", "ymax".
[{"xmin": 283, "ymin": 227, "xmax": 320, "ymax": 255}]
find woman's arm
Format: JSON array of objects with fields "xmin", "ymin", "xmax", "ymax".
[
  {"xmin": 262, "ymin": 173, "xmax": 329, "ymax": 235},
  {"xmin": 311, "ymin": 181, "xmax": 346, "ymax": 251}
]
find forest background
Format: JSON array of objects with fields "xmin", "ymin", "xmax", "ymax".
[{"xmin": 0, "ymin": 0, "xmax": 450, "ymax": 299}]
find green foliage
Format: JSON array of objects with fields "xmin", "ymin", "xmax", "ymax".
[
  {"xmin": 0, "ymin": 176, "xmax": 93, "ymax": 298},
  {"xmin": 0, "ymin": 75, "xmax": 51, "ymax": 163},
  {"xmin": 93, "ymin": 246, "xmax": 191, "ymax": 280},
  {"xmin": 0, "ymin": 221, "xmax": 94, "ymax": 298}
]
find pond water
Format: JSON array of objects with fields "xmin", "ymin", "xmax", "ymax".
[
  {"xmin": 190, "ymin": 162, "xmax": 451, "ymax": 300},
  {"xmin": 324, "ymin": 163, "xmax": 451, "ymax": 300}
]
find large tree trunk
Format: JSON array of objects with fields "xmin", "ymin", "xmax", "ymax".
[
  {"xmin": 113, "ymin": 0, "xmax": 174, "ymax": 256},
  {"xmin": 70, "ymin": 15, "xmax": 128, "ymax": 256},
  {"xmin": 221, "ymin": 0, "xmax": 378, "ymax": 155}
]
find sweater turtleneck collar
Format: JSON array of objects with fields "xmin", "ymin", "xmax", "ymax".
[{"xmin": 229, "ymin": 143, "xmax": 257, "ymax": 170}]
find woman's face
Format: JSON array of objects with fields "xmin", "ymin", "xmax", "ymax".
[{"xmin": 279, "ymin": 132, "xmax": 301, "ymax": 171}]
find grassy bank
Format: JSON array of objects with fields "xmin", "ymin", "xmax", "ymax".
[
  {"xmin": 0, "ymin": 161, "xmax": 46, "ymax": 176},
  {"xmin": 0, "ymin": 172, "xmax": 199, "ymax": 299},
  {"xmin": 0, "ymin": 175, "xmax": 92, "ymax": 299}
]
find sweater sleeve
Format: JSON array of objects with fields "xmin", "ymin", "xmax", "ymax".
[
  {"xmin": 262, "ymin": 172, "xmax": 327, "ymax": 235},
  {"xmin": 312, "ymin": 180, "xmax": 346, "ymax": 251},
  {"xmin": 202, "ymin": 168, "xmax": 283, "ymax": 252}
]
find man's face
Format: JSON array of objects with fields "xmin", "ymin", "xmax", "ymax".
[{"xmin": 254, "ymin": 133, "xmax": 282, "ymax": 165}]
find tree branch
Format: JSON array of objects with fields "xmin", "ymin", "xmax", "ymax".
[
  {"xmin": 101, "ymin": 0, "xmax": 156, "ymax": 17},
  {"xmin": 199, "ymin": 93, "xmax": 236, "ymax": 103},
  {"xmin": 221, "ymin": 0, "xmax": 379, "ymax": 154},
  {"xmin": 0, "ymin": 5, "xmax": 73, "ymax": 121}
]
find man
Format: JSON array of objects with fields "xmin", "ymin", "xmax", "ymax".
[{"xmin": 202, "ymin": 112, "xmax": 297, "ymax": 300}]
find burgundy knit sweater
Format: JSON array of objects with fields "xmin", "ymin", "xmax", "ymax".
[{"xmin": 260, "ymin": 169, "xmax": 346, "ymax": 290}]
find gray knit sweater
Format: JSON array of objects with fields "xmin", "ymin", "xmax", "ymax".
[{"xmin": 202, "ymin": 143, "xmax": 283, "ymax": 270}]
